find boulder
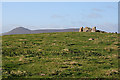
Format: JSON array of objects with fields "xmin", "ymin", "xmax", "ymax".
[
  {"xmin": 79, "ymin": 27, "xmax": 83, "ymax": 32},
  {"xmin": 91, "ymin": 27, "xmax": 96, "ymax": 32},
  {"xmin": 89, "ymin": 38, "xmax": 94, "ymax": 40}
]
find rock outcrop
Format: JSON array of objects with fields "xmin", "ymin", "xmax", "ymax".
[{"xmin": 79, "ymin": 27, "xmax": 105, "ymax": 33}]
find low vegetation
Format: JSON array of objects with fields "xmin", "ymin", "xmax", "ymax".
[{"xmin": 2, "ymin": 32, "xmax": 119, "ymax": 78}]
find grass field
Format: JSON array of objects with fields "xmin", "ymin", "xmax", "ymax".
[{"xmin": 2, "ymin": 32, "xmax": 119, "ymax": 78}]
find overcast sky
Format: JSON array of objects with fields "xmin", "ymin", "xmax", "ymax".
[{"xmin": 2, "ymin": 2, "xmax": 118, "ymax": 33}]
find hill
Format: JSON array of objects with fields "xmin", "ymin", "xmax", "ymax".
[
  {"xmin": 2, "ymin": 32, "xmax": 119, "ymax": 78},
  {"xmin": 2, "ymin": 27, "xmax": 31, "ymax": 35},
  {"xmin": 2, "ymin": 27, "xmax": 79, "ymax": 35}
]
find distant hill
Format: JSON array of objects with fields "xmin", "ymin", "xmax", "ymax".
[
  {"xmin": 2, "ymin": 27, "xmax": 79, "ymax": 35},
  {"xmin": 2, "ymin": 27, "xmax": 31, "ymax": 35}
]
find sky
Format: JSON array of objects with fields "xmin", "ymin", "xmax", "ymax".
[{"xmin": 2, "ymin": 2, "xmax": 118, "ymax": 33}]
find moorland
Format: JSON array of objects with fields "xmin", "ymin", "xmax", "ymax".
[{"xmin": 2, "ymin": 32, "xmax": 119, "ymax": 78}]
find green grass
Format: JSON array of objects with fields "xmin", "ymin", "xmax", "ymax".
[{"xmin": 2, "ymin": 32, "xmax": 119, "ymax": 78}]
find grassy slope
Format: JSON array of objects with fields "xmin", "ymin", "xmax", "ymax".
[{"xmin": 2, "ymin": 32, "xmax": 119, "ymax": 78}]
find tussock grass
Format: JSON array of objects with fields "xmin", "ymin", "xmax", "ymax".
[{"xmin": 2, "ymin": 32, "xmax": 119, "ymax": 78}]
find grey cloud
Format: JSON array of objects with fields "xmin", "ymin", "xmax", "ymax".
[
  {"xmin": 51, "ymin": 15, "xmax": 65, "ymax": 19},
  {"xmin": 106, "ymin": 5, "xmax": 115, "ymax": 9},
  {"xmin": 71, "ymin": 21, "xmax": 89, "ymax": 26},
  {"xmin": 87, "ymin": 13, "xmax": 102, "ymax": 18},
  {"xmin": 70, "ymin": 21, "xmax": 95, "ymax": 28},
  {"xmin": 92, "ymin": 8, "xmax": 103, "ymax": 12}
]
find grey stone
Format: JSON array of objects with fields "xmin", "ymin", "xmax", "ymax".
[
  {"xmin": 79, "ymin": 27, "xmax": 83, "ymax": 32},
  {"xmin": 89, "ymin": 38, "xmax": 94, "ymax": 40}
]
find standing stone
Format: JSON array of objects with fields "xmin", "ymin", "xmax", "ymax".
[
  {"xmin": 83, "ymin": 27, "xmax": 87, "ymax": 32},
  {"xmin": 92, "ymin": 27, "xmax": 96, "ymax": 32},
  {"xmin": 88, "ymin": 28, "xmax": 92, "ymax": 32},
  {"xmin": 83, "ymin": 27, "xmax": 90, "ymax": 32},
  {"xmin": 79, "ymin": 27, "xmax": 83, "ymax": 32}
]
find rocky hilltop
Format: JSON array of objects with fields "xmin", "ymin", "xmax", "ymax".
[{"xmin": 79, "ymin": 27, "xmax": 106, "ymax": 33}]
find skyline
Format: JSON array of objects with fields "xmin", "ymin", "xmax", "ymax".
[{"xmin": 2, "ymin": 2, "xmax": 118, "ymax": 33}]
